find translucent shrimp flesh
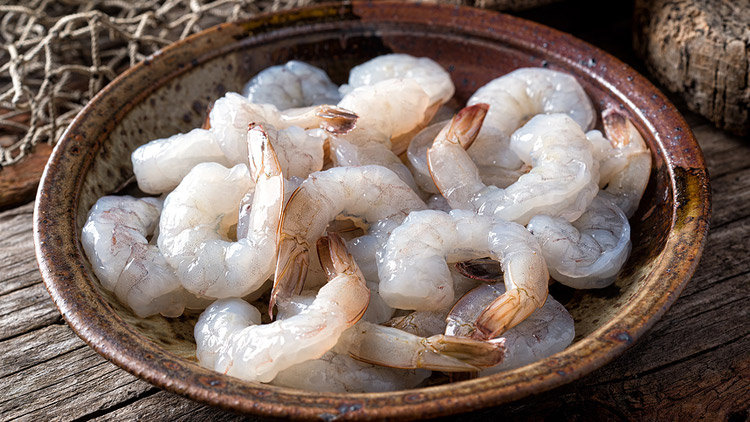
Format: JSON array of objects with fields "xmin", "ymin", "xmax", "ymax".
[
  {"xmin": 446, "ymin": 283, "xmax": 574, "ymax": 373},
  {"xmin": 193, "ymin": 233, "xmax": 369, "ymax": 383},
  {"xmin": 131, "ymin": 128, "xmax": 232, "ymax": 194},
  {"xmin": 271, "ymin": 350, "xmax": 430, "ymax": 393},
  {"xmin": 81, "ymin": 196, "xmax": 201, "ymax": 317},
  {"xmin": 210, "ymin": 92, "xmax": 357, "ymax": 168},
  {"xmin": 465, "ymin": 67, "xmax": 595, "ymax": 187},
  {"xmin": 378, "ymin": 209, "xmax": 549, "ymax": 338},
  {"xmin": 243, "ymin": 61, "xmax": 341, "ymax": 110},
  {"xmin": 428, "ymin": 110, "xmax": 599, "ymax": 226},
  {"xmin": 157, "ymin": 126, "xmax": 284, "ymax": 298},
  {"xmin": 271, "ymin": 165, "xmax": 427, "ymax": 312},
  {"xmin": 341, "ymin": 53, "xmax": 455, "ymax": 120},
  {"xmin": 527, "ymin": 191, "xmax": 631, "ymax": 289}
]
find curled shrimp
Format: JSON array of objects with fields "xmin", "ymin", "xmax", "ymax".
[
  {"xmin": 447, "ymin": 284, "xmax": 574, "ymax": 372},
  {"xmin": 157, "ymin": 125, "xmax": 284, "ymax": 298},
  {"xmin": 341, "ymin": 53, "xmax": 454, "ymax": 124},
  {"xmin": 429, "ymin": 108, "xmax": 599, "ymax": 225},
  {"xmin": 81, "ymin": 196, "xmax": 205, "ymax": 317},
  {"xmin": 243, "ymin": 60, "xmax": 341, "ymax": 110},
  {"xmin": 587, "ymin": 108, "xmax": 652, "ymax": 217},
  {"xmin": 131, "ymin": 128, "xmax": 232, "ymax": 194},
  {"xmin": 465, "ymin": 68, "xmax": 595, "ymax": 187},
  {"xmin": 341, "ymin": 321, "xmax": 505, "ymax": 372},
  {"xmin": 378, "ymin": 209, "xmax": 549, "ymax": 338},
  {"xmin": 209, "ymin": 92, "xmax": 357, "ymax": 169},
  {"xmin": 193, "ymin": 233, "xmax": 369, "ymax": 383},
  {"xmin": 527, "ymin": 191, "xmax": 631, "ymax": 289},
  {"xmin": 271, "ymin": 165, "xmax": 427, "ymax": 312}
]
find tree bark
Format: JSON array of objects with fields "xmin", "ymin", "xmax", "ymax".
[{"xmin": 634, "ymin": 0, "xmax": 750, "ymax": 137}]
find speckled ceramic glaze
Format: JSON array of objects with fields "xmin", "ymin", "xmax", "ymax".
[{"xmin": 34, "ymin": 2, "xmax": 710, "ymax": 420}]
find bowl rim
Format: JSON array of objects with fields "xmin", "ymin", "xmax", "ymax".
[{"xmin": 33, "ymin": 1, "xmax": 711, "ymax": 420}]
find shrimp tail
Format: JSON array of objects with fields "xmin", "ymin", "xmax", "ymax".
[
  {"xmin": 315, "ymin": 105, "xmax": 359, "ymax": 134},
  {"xmin": 472, "ymin": 288, "xmax": 544, "ymax": 340},
  {"xmin": 201, "ymin": 101, "xmax": 214, "ymax": 130},
  {"xmin": 270, "ymin": 236, "xmax": 310, "ymax": 318},
  {"xmin": 317, "ymin": 232, "xmax": 370, "ymax": 324},
  {"xmin": 422, "ymin": 335, "xmax": 506, "ymax": 369},
  {"xmin": 602, "ymin": 107, "xmax": 635, "ymax": 148},
  {"xmin": 449, "ymin": 102, "xmax": 489, "ymax": 149}
]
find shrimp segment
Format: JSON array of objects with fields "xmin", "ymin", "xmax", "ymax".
[
  {"xmin": 272, "ymin": 165, "xmax": 427, "ymax": 313},
  {"xmin": 193, "ymin": 233, "xmax": 369, "ymax": 383},
  {"xmin": 81, "ymin": 196, "xmax": 198, "ymax": 317},
  {"xmin": 243, "ymin": 61, "xmax": 341, "ymax": 110},
  {"xmin": 429, "ymin": 111, "xmax": 599, "ymax": 225},
  {"xmin": 378, "ymin": 209, "xmax": 549, "ymax": 337},
  {"xmin": 527, "ymin": 191, "xmax": 631, "ymax": 289},
  {"xmin": 447, "ymin": 284, "xmax": 574, "ymax": 372},
  {"xmin": 158, "ymin": 125, "xmax": 284, "ymax": 298}
]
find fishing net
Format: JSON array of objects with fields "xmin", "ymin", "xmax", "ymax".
[{"xmin": 0, "ymin": 0, "xmax": 551, "ymax": 168}]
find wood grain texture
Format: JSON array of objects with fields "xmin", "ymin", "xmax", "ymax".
[{"xmin": 633, "ymin": 0, "xmax": 750, "ymax": 136}]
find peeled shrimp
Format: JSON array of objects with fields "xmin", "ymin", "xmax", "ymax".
[
  {"xmin": 586, "ymin": 108, "xmax": 651, "ymax": 217},
  {"xmin": 81, "ymin": 196, "xmax": 199, "ymax": 317},
  {"xmin": 272, "ymin": 165, "xmax": 427, "ymax": 311},
  {"xmin": 341, "ymin": 53, "xmax": 454, "ymax": 120},
  {"xmin": 527, "ymin": 191, "xmax": 631, "ymax": 289},
  {"xmin": 271, "ymin": 350, "xmax": 430, "ymax": 393},
  {"xmin": 465, "ymin": 67, "xmax": 595, "ymax": 187},
  {"xmin": 157, "ymin": 126, "xmax": 283, "ymax": 298},
  {"xmin": 378, "ymin": 209, "xmax": 549, "ymax": 338},
  {"xmin": 193, "ymin": 233, "xmax": 369, "ymax": 382},
  {"xmin": 131, "ymin": 128, "xmax": 232, "ymax": 194},
  {"xmin": 210, "ymin": 92, "xmax": 356, "ymax": 168},
  {"xmin": 243, "ymin": 61, "xmax": 341, "ymax": 110},
  {"xmin": 446, "ymin": 283, "xmax": 574, "ymax": 372},
  {"xmin": 341, "ymin": 321, "xmax": 505, "ymax": 372},
  {"xmin": 429, "ymin": 109, "xmax": 599, "ymax": 226}
]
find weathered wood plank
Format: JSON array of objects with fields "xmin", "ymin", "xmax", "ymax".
[
  {"xmin": 90, "ymin": 391, "xmax": 257, "ymax": 422},
  {"xmin": 0, "ymin": 282, "xmax": 63, "ymax": 341},
  {"xmin": 0, "ymin": 323, "xmax": 85, "ymax": 379},
  {"xmin": 0, "ymin": 201, "xmax": 40, "ymax": 297},
  {"xmin": 0, "ymin": 345, "xmax": 154, "ymax": 422}
]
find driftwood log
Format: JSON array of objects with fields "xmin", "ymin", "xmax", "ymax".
[{"xmin": 634, "ymin": 0, "xmax": 750, "ymax": 137}]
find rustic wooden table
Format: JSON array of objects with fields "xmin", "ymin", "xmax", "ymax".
[{"xmin": 1, "ymin": 2, "xmax": 748, "ymax": 421}]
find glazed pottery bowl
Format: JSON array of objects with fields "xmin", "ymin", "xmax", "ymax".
[{"xmin": 34, "ymin": 2, "xmax": 710, "ymax": 420}]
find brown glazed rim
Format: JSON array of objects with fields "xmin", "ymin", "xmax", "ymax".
[{"xmin": 34, "ymin": 2, "xmax": 710, "ymax": 420}]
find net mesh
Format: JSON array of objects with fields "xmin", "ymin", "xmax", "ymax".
[{"xmin": 0, "ymin": 0, "xmax": 549, "ymax": 168}]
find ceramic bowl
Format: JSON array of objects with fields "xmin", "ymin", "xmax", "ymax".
[{"xmin": 34, "ymin": 2, "xmax": 710, "ymax": 420}]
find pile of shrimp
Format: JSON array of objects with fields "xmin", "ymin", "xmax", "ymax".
[{"xmin": 81, "ymin": 55, "xmax": 651, "ymax": 392}]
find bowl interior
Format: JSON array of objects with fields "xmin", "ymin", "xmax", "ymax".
[{"xmin": 37, "ymin": 2, "xmax": 708, "ymax": 420}]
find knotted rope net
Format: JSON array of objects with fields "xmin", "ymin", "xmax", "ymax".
[{"xmin": 0, "ymin": 0, "xmax": 544, "ymax": 169}]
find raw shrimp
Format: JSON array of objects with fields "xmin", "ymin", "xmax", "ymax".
[
  {"xmin": 243, "ymin": 61, "xmax": 341, "ymax": 110},
  {"xmin": 157, "ymin": 126, "xmax": 284, "ymax": 298},
  {"xmin": 81, "ymin": 196, "xmax": 198, "ymax": 317},
  {"xmin": 465, "ymin": 67, "xmax": 595, "ymax": 187},
  {"xmin": 446, "ymin": 283, "xmax": 574, "ymax": 372},
  {"xmin": 209, "ymin": 92, "xmax": 356, "ymax": 168},
  {"xmin": 271, "ymin": 350, "xmax": 430, "ymax": 393},
  {"xmin": 586, "ymin": 108, "xmax": 651, "ymax": 217},
  {"xmin": 193, "ymin": 233, "xmax": 369, "ymax": 383},
  {"xmin": 428, "ymin": 110, "xmax": 599, "ymax": 226},
  {"xmin": 272, "ymin": 165, "xmax": 427, "ymax": 312},
  {"xmin": 384, "ymin": 269, "xmax": 480, "ymax": 337},
  {"xmin": 527, "ymin": 191, "xmax": 631, "ymax": 289},
  {"xmin": 341, "ymin": 321, "xmax": 505, "ymax": 372},
  {"xmin": 337, "ymin": 78, "xmax": 431, "ymax": 152},
  {"xmin": 131, "ymin": 128, "xmax": 232, "ymax": 194},
  {"xmin": 330, "ymin": 137, "xmax": 420, "ymax": 193},
  {"xmin": 378, "ymin": 209, "xmax": 549, "ymax": 338},
  {"xmin": 341, "ymin": 53, "xmax": 455, "ymax": 119}
]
